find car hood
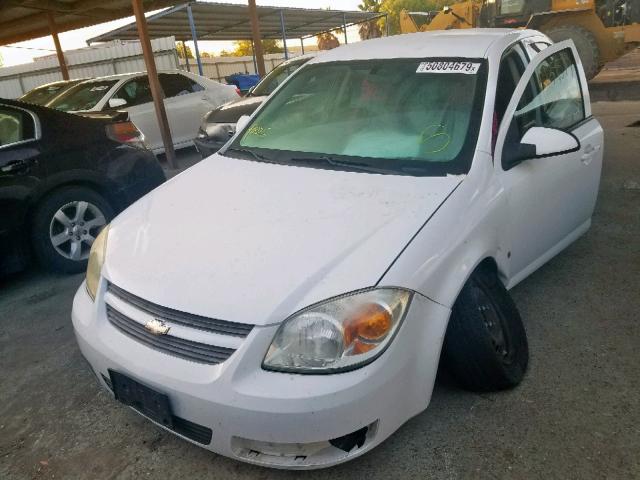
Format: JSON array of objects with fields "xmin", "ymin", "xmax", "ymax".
[
  {"xmin": 207, "ymin": 95, "xmax": 266, "ymax": 124},
  {"xmin": 103, "ymin": 154, "xmax": 462, "ymax": 326}
]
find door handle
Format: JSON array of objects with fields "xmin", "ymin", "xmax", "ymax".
[{"xmin": 0, "ymin": 159, "xmax": 29, "ymax": 174}]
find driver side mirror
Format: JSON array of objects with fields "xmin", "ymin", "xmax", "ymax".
[
  {"xmin": 503, "ymin": 126, "xmax": 580, "ymax": 170},
  {"xmin": 108, "ymin": 98, "xmax": 128, "ymax": 109}
]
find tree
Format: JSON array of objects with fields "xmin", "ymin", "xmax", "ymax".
[
  {"xmin": 176, "ymin": 42, "xmax": 194, "ymax": 59},
  {"xmin": 317, "ymin": 32, "xmax": 340, "ymax": 50},
  {"xmin": 358, "ymin": 0, "xmax": 383, "ymax": 40},
  {"xmin": 221, "ymin": 39, "xmax": 283, "ymax": 57}
]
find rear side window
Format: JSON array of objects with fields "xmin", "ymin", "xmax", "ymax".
[
  {"xmin": 113, "ymin": 77, "xmax": 152, "ymax": 107},
  {"xmin": 0, "ymin": 107, "xmax": 36, "ymax": 147},
  {"xmin": 159, "ymin": 73, "xmax": 203, "ymax": 98},
  {"xmin": 514, "ymin": 48, "xmax": 585, "ymax": 132}
]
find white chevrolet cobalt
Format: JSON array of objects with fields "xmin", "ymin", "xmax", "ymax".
[{"xmin": 73, "ymin": 30, "xmax": 603, "ymax": 469}]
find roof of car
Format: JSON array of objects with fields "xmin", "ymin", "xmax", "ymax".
[
  {"xmin": 309, "ymin": 29, "xmax": 538, "ymax": 64},
  {"xmin": 31, "ymin": 79, "xmax": 84, "ymax": 88},
  {"xmin": 76, "ymin": 69, "xmax": 186, "ymax": 83},
  {"xmin": 279, "ymin": 53, "xmax": 315, "ymax": 66}
]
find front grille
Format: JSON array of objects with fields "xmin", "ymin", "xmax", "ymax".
[
  {"xmin": 107, "ymin": 283, "xmax": 254, "ymax": 337},
  {"xmin": 106, "ymin": 305, "xmax": 235, "ymax": 365}
]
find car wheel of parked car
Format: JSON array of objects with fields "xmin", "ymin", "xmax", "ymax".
[
  {"xmin": 32, "ymin": 186, "xmax": 113, "ymax": 273},
  {"xmin": 442, "ymin": 267, "xmax": 529, "ymax": 392}
]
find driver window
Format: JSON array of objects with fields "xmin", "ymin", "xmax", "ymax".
[
  {"xmin": 495, "ymin": 45, "xmax": 527, "ymax": 126},
  {"xmin": 112, "ymin": 77, "xmax": 152, "ymax": 107},
  {"xmin": 493, "ymin": 44, "xmax": 527, "ymax": 151},
  {"xmin": 513, "ymin": 48, "xmax": 585, "ymax": 134}
]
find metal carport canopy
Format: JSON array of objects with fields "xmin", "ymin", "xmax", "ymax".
[
  {"xmin": 86, "ymin": 1, "xmax": 384, "ymax": 43},
  {"xmin": 0, "ymin": 0, "xmax": 176, "ymax": 45}
]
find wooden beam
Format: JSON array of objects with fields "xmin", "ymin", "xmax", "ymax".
[
  {"xmin": 0, "ymin": 0, "xmax": 176, "ymax": 46},
  {"xmin": 131, "ymin": 0, "xmax": 176, "ymax": 169},
  {"xmin": 247, "ymin": 0, "xmax": 266, "ymax": 76},
  {"xmin": 46, "ymin": 12, "xmax": 69, "ymax": 80}
]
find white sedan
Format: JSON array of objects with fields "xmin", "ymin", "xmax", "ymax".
[
  {"xmin": 72, "ymin": 29, "xmax": 603, "ymax": 469},
  {"xmin": 48, "ymin": 70, "xmax": 238, "ymax": 153}
]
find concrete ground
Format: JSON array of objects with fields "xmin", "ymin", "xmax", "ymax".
[{"xmin": 1, "ymin": 101, "xmax": 639, "ymax": 480}]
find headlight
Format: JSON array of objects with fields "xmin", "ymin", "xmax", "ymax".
[
  {"xmin": 86, "ymin": 225, "xmax": 109, "ymax": 301},
  {"xmin": 263, "ymin": 288, "xmax": 412, "ymax": 373},
  {"xmin": 198, "ymin": 121, "xmax": 236, "ymax": 142}
]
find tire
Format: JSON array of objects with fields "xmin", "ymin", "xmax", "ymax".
[
  {"xmin": 31, "ymin": 186, "xmax": 113, "ymax": 273},
  {"xmin": 544, "ymin": 24, "xmax": 601, "ymax": 80},
  {"xmin": 442, "ymin": 268, "xmax": 529, "ymax": 392}
]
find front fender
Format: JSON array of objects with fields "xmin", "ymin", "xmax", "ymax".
[{"xmin": 380, "ymin": 152, "xmax": 511, "ymax": 308}]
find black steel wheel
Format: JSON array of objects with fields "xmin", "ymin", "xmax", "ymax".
[{"xmin": 442, "ymin": 267, "xmax": 529, "ymax": 392}]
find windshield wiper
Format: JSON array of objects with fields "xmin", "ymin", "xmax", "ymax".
[
  {"xmin": 224, "ymin": 147, "xmax": 274, "ymax": 164},
  {"xmin": 291, "ymin": 155, "xmax": 408, "ymax": 175}
]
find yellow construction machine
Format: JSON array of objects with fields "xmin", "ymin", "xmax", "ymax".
[{"xmin": 400, "ymin": 0, "xmax": 640, "ymax": 79}]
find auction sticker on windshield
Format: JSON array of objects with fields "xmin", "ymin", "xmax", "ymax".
[{"xmin": 416, "ymin": 61, "xmax": 481, "ymax": 74}]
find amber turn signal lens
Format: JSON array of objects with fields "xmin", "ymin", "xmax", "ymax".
[{"xmin": 344, "ymin": 303, "xmax": 393, "ymax": 354}]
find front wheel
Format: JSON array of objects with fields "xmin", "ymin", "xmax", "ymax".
[
  {"xmin": 31, "ymin": 187, "xmax": 113, "ymax": 273},
  {"xmin": 442, "ymin": 268, "xmax": 529, "ymax": 392}
]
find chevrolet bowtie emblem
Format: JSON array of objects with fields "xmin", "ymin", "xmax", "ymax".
[{"xmin": 144, "ymin": 318, "xmax": 170, "ymax": 336}]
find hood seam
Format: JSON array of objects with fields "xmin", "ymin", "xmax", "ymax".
[{"xmin": 374, "ymin": 179, "xmax": 464, "ymax": 291}]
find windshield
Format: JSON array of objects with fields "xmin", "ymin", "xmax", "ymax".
[
  {"xmin": 20, "ymin": 82, "xmax": 74, "ymax": 105},
  {"xmin": 232, "ymin": 58, "xmax": 487, "ymax": 176},
  {"xmin": 251, "ymin": 58, "xmax": 308, "ymax": 96},
  {"xmin": 49, "ymin": 80, "xmax": 118, "ymax": 112}
]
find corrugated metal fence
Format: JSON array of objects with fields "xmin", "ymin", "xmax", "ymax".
[
  {"xmin": 179, "ymin": 53, "xmax": 312, "ymax": 83},
  {"xmin": 0, "ymin": 37, "xmax": 179, "ymax": 99}
]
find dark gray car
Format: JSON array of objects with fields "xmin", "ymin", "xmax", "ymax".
[{"xmin": 194, "ymin": 55, "xmax": 312, "ymax": 158}]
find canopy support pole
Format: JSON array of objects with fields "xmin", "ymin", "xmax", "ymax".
[
  {"xmin": 342, "ymin": 12, "xmax": 348, "ymax": 44},
  {"xmin": 300, "ymin": 38, "xmax": 305, "ymax": 55},
  {"xmin": 251, "ymin": 40, "xmax": 258, "ymax": 74},
  {"xmin": 132, "ymin": 0, "xmax": 176, "ymax": 169},
  {"xmin": 248, "ymin": 0, "xmax": 266, "ymax": 76},
  {"xmin": 182, "ymin": 40, "xmax": 191, "ymax": 72},
  {"xmin": 46, "ymin": 13, "xmax": 69, "ymax": 80},
  {"xmin": 385, "ymin": 14, "xmax": 390, "ymax": 36},
  {"xmin": 187, "ymin": 4, "xmax": 203, "ymax": 76},
  {"xmin": 279, "ymin": 10, "xmax": 288, "ymax": 60}
]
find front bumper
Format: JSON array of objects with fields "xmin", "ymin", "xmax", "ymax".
[{"xmin": 72, "ymin": 280, "xmax": 450, "ymax": 469}]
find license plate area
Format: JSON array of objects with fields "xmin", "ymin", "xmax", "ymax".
[{"xmin": 109, "ymin": 370, "xmax": 173, "ymax": 429}]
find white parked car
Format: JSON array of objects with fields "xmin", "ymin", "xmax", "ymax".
[
  {"xmin": 72, "ymin": 30, "xmax": 603, "ymax": 469},
  {"xmin": 48, "ymin": 70, "xmax": 238, "ymax": 153}
]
